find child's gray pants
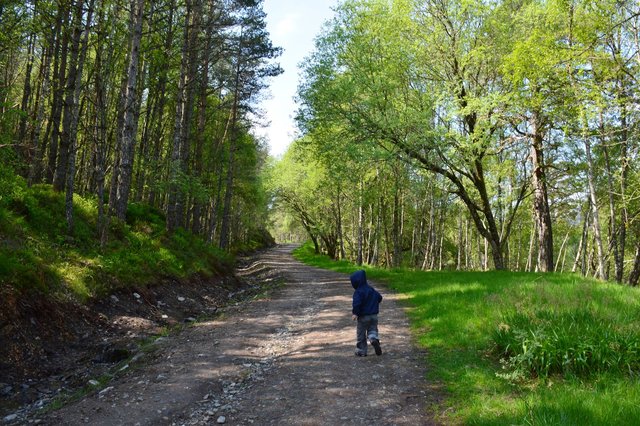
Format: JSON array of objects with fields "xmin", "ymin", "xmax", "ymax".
[{"xmin": 356, "ymin": 314, "xmax": 379, "ymax": 355}]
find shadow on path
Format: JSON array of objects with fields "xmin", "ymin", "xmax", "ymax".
[{"xmin": 42, "ymin": 244, "xmax": 438, "ymax": 425}]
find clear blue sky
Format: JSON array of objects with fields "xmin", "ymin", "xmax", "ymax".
[{"xmin": 259, "ymin": 0, "xmax": 338, "ymax": 157}]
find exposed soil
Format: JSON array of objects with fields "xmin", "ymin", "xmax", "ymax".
[
  {"xmin": 0, "ymin": 262, "xmax": 265, "ymax": 420},
  {"xmin": 2, "ymin": 245, "xmax": 441, "ymax": 425}
]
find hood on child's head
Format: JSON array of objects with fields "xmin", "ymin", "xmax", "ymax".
[{"xmin": 350, "ymin": 270, "xmax": 367, "ymax": 289}]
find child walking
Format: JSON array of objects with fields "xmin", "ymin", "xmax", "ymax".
[{"xmin": 350, "ymin": 270, "xmax": 383, "ymax": 356}]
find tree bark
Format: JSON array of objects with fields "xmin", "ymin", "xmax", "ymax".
[
  {"xmin": 530, "ymin": 112, "xmax": 554, "ymax": 272},
  {"xmin": 356, "ymin": 179, "xmax": 364, "ymax": 265},
  {"xmin": 47, "ymin": 2, "xmax": 71, "ymax": 185},
  {"xmin": 616, "ymin": 83, "xmax": 630, "ymax": 283},
  {"xmin": 555, "ymin": 232, "xmax": 569, "ymax": 272},
  {"xmin": 392, "ymin": 180, "xmax": 401, "ymax": 267},
  {"xmin": 337, "ymin": 186, "xmax": 346, "ymax": 260},
  {"xmin": 54, "ymin": 0, "xmax": 86, "ymax": 192},
  {"xmin": 219, "ymin": 80, "xmax": 240, "ymax": 249},
  {"xmin": 422, "ymin": 190, "xmax": 435, "ymax": 270},
  {"xmin": 456, "ymin": 209, "xmax": 463, "ymax": 270},
  {"xmin": 628, "ymin": 243, "xmax": 640, "ymax": 287},
  {"xmin": 526, "ymin": 218, "xmax": 536, "ymax": 272},
  {"xmin": 600, "ymin": 110, "xmax": 623, "ymax": 282},
  {"xmin": 167, "ymin": 0, "xmax": 201, "ymax": 231},
  {"xmin": 64, "ymin": 0, "xmax": 95, "ymax": 233},
  {"xmin": 93, "ymin": 0, "xmax": 110, "ymax": 245},
  {"xmin": 191, "ymin": 0, "xmax": 219, "ymax": 235},
  {"xmin": 18, "ymin": 17, "xmax": 38, "ymax": 170},
  {"xmin": 584, "ymin": 132, "xmax": 606, "ymax": 279},
  {"xmin": 28, "ymin": 28, "xmax": 54, "ymax": 185},
  {"xmin": 111, "ymin": 0, "xmax": 145, "ymax": 221},
  {"xmin": 147, "ymin": 1, "xmax": 175, "ymax": 208},
  {"xmin": 572, "ymin": 200, "xmax": 590, "ymax": 274},
  {"xmin": 381, "ymin": 196, "xmax": 392, "ymax": 268},
  {"xmin": 464, "ymin": 217, "xmax": 469, "ymax": 269}
]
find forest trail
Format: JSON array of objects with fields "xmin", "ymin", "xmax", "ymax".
[{"xmin": 41, "ymin": 245, "xmax": 437, "ymax": 425}]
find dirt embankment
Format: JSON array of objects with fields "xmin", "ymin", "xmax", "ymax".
[{"xmin": 0, "ymin": 255, "xmax": 275, "ymax": 421}]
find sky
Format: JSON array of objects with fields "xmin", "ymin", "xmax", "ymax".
[{"xmin": 259, "ymin": 0, "xmax": 339, "ymax": 157}]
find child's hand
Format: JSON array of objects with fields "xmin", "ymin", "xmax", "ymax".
[{"xmin": 352, "ymin": 314, "xmax": 357, "ymax": 321}]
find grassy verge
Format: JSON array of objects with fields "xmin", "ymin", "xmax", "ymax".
[
  {"xmin": 0, "ymin": 174, "xmax": 233, "ymax": 300},
  {"xmin": 293, "ymin": 243, "xmax": 640, "ymax": 425}
]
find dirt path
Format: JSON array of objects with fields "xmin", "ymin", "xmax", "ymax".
[{"xmin": 40, "ymin": 245, "xmax": 437, "ymax": 425}]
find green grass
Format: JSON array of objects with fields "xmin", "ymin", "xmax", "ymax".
[
  {"xmin": 293, "ymin": 243, "xmax": 640, "ymax": 425},
  {"xmin": 0, "ymin": 174, "xmax": 233, "ymax": 300}
]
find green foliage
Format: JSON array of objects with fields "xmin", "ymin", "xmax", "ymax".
[
  {"xmin": 126, "ymin": 202, "xmax": 165, "ymax": 235},
  {"xmin": 7, "ymin": 184, "xmax": 95, "ymax": 247},
  {"xmin": 494, "ymin": 309, "xmax": 640, "ymax": 380},
  {"xmin": 238, "ymin": 227, "xmax": 275, "ymax": 254},
  {"xmin": 0, "ymin": 247, "xmax": 61, "ymax": 293},
  {"xmin": 0, "ymin": 183, "xmax": 233, "ymax": 299},
  {"xmin": 294, "ymin": 243, "xmax": 640, "ymax": 425},
  {"xmin": 294, "ymin": 0, "xmax": 640, "ymax": 278}
]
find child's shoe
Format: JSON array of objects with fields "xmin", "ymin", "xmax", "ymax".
[
  {"xmin": 371, "ymin": 338, "xmax": 382, "ymax": 356},
  {"xmin": 355, "ymin": 351, "xmax": 367, "ymax": 357}
]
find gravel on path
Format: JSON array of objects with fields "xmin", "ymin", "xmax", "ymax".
[{"xmin": 39, "ymin": 244, "xmax": 438, "ymax": 425}]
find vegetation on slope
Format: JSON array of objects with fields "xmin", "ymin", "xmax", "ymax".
[
  {"xmin": 0, "ymin": 171, "xmax": 233, "ymax": 300},
  {"xmin": 294, "ymin": 243, "xmax": 640, "ymax": 425}
]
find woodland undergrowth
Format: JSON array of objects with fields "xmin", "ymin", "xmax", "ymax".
[{"xmin": 0, "ymin": 171, "xmax": 233, "ymax": 300}]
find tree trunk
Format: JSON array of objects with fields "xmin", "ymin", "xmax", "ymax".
[
  {"xmin": 560, "ymin": 235, "xmax": 569, "ymax": 273},
  {"xmin": 167, "ymin": 0, "xmax": 200, "ymax": 231},
  {"xmin": 191, "ymin": 64, "xmax": 208, "ymax": 234},
  {"xmin": 64, "ymin": 0, "xmax": 95, "ymax": 233},
  {"xmin": 371, "ymin": 198, "xmax": 381, "ymax": 265},
  {"xmin": 513, "ymin": 224, "xmax": 520, "ymax": 270},
  {"xmin": 616, "ymin": 86, "xmax": 630, "ymax": 283},
  {"xmin": 366, "ymin": 203, "xmax": 375, "ymax": 264},
  {"xmin": 584, "ymin": 133, "xmax": 606, "ymax": 279},
  {"xmin": 177, "ymin": 0, "xmax": 201, "ymax": 231},
  {"xmin": 410, "ymin": 197, "xmax": 421, "ymax": 267},
  {"xmin": 599, "ymin": 109, "xmax": 623, "ymax": 282},
  {"xmin": 483, "ymin": 237, "xmax": 489, "ymax": 271},
  {"xmin": 392, "ymin": 181, "xmax": 401, "ymax": 267},
  {"xmin": 436, "ymin": 202, "xmax": 446, "ymax": 270},
  {"xmin": 134, "ymin": 72, "xmax": 154, "ymax": 203},
  {"xmin": 18, "ymin": 22, "xmax": 37, "ymax": 170},
  {"xmin": 218, "ymin": 113, "xmax": 239, "ymax": 250},
  {"xmin": 207, "ymin": 159, "xmax": 225, "ymax": 244},
  {"xmin": 147, "ymin": 2, "xmax": 175, "ymax": 208},
  {"xmin": 337, "ymin": 187, "xmax": 346, "ymax": 260},
  {"xmin": 456, "ymin": 209, "xmax": 463, "ymax": 270},
  {"xmin": 422, "ymin": 191, "xmax": 435, "ymax": 270},
  {"xmin": 93, "ymin": 1, "xmax": 109, "ymax": 245},
  {"xmin": 525, "ymin": 218, "xmax": 536, "ymax": 272},
  {"xmin": 471, "ymin": 167, "xmax": 507, "ymax": 270},
  {"xmin": 28, "ymin": 30, "xmax": 54, "ymax": 185},
  {"xmin": 54, "ymin": 0, "xmax": 86, "ymax": 192},
  {"xmin": 381, "ymin": 196, "xmax": 392, "ymax": 268},
  {"xmin": 356, "ymin": 180, "xmax": 364, "ymax": 265},
  {"xmin": 628, "ymin": 243, "xmax": 640, "ymax": 287},
  {"xmin": 572, "ymin": 200, "xmax": 590, "ymax": 274},
  {"xmin": 47, "ymin": 3, "xmax": 71, "ymax": 185},
  {"xmin": 555, "ymin": 232, "xmax": 569, "ymax": 272},
  {"xmin": 219, "ymin": 60, "xmax": 241, "ymax": 250},
  {"xmin": 112, "ymin": 0, "xmax": 145, "ymax": 221},
  {"xmin": 464, "ymin": 218, "xmax": 470, "ymax": 269},
  {"xmin": 530, "ymin": 113, "xmax": 554, "ymax": 272}
]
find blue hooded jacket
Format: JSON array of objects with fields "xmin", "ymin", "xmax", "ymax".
[{"xmin": 350, "ymin": 270, "xmax": 382, "ymax": 316}]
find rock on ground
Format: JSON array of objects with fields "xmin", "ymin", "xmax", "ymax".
[{"xmin": 17, "ymin": 245, "xmax": 441, "ymax": 425}]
